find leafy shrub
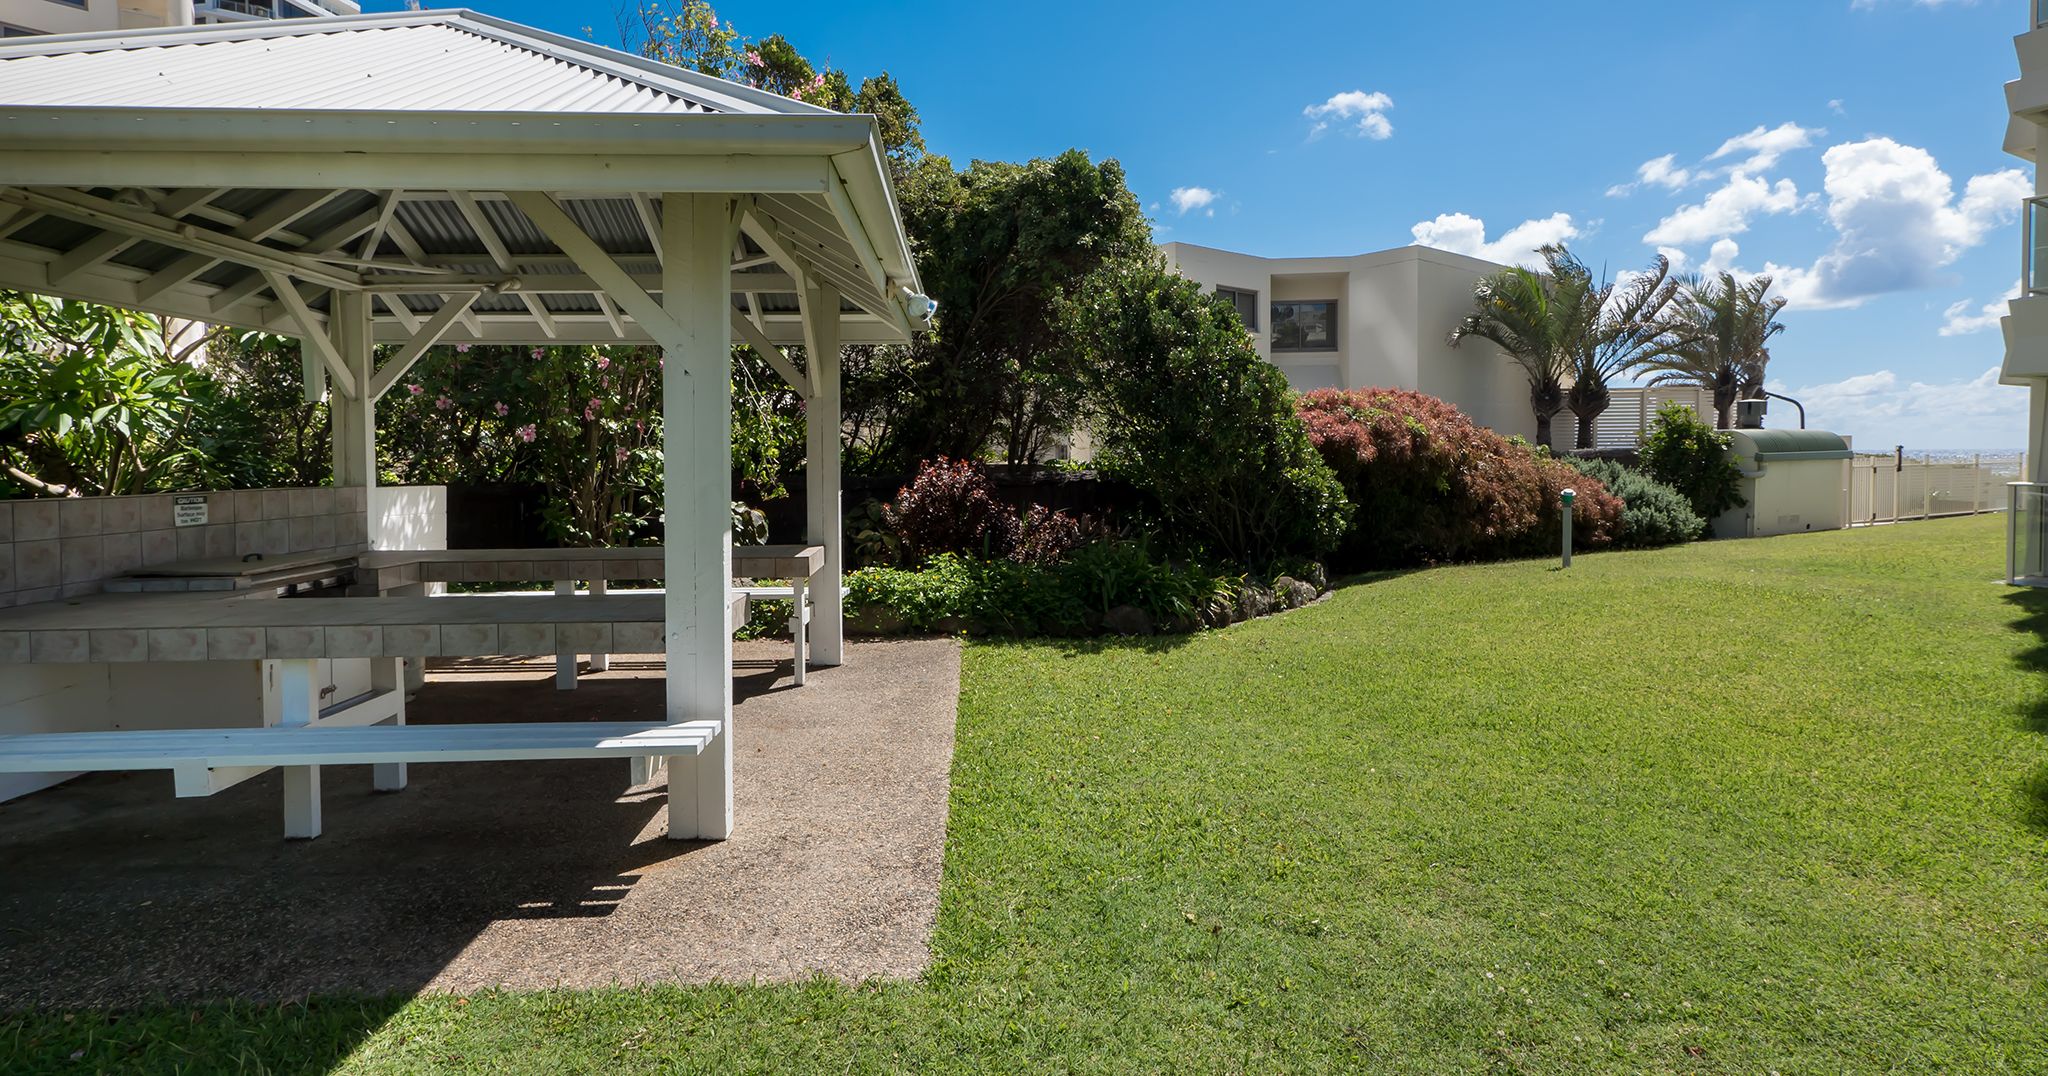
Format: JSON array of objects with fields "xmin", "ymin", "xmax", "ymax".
[
  {"xmin": 846, "ymin": 540, "xmax": 1240, "ymax": 635},
  {"xmin": 1299, "ymin": 387, "xmax": 1535, "ymax": 566},
  {"xmin": 1526, "ymin": 455, "xmax": 1624, "ymax": 555},
  {"xmin": 1568, "ymin": 458, "xmax": 1703, "ymax": 548},
  {"xmin": 1015, "ymin": 504, "xmax": 1085, "ymax": 565},
  {"xmin": 884, "ymin": 457, "xmax": 1021, "ymax": 562},
  {"xmin": 1058, "ymin": 261, "xmax": 1352, "ymax": 565},
  {"xmin": 1638, "ymin": 402, "xmax": 1745, "ymax": 525}
]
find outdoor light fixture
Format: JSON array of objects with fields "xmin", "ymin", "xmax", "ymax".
[
  {"xmin": 900, "ymin": 288, "xmax": 938, "ymax": 325},
  {"xmin": 1560, "ymin": 488, "xmax": 1576, "ymax": 569}
]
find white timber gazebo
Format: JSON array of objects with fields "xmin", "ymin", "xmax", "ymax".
[{"xmin": 0, "ymin": 10, "xmax": 929, "ymax": 840}]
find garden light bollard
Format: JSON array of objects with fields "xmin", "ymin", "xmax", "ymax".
[{"xmin": 1560, "ymin": 488, "xmax": 1575, "ymax": 569}]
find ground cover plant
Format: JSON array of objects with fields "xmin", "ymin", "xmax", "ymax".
[{"xmin": 8, "ymin": 516, "xmax": 2047, "ymax": 1073}]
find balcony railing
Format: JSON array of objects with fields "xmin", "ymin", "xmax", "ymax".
[
  {"xmin": 2010, "ymin": 483, "xmax": 2048, "ymax": 584},
  {"xmin": 2027, "ymin": 198, "xmax": 2048, "ymax": 296},
  {"xmin": 2037, "ymin": 0, "xmax": 2048, "ymax": 29}
]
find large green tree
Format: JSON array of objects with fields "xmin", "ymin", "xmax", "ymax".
[
  {"xmin": 881, "ymin": 150, "xmax": 1152, "ymax": 471},
  {"xmin": 1059, "ymin": 259, "xmax": 1352, "ymax": 566}
]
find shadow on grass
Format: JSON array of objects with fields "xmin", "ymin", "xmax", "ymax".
[
  {"xmin": 2001, "ymin": 588, "xmax": 2048, "ymax": 830},
  {"xmin": 955, "ymin": 568, "xmax": 1424, "ymax": 661},
  {"xmin": 4, "ymin": 995, "xmax": 413, "ymax": 1073}
]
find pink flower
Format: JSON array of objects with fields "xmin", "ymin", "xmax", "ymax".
[
  {"xmin": 615, "ymin": 445, "xmax": 629, "ymax": 464},
  {"xmin": 454, "ymin": 343, "xmax": 471, "ymax": 354},
  {"xmin": 745, "ymin": 50, "xmax": 762, "ymax": 66},
  {"xmin": 584, "ymin": 397, "xmax": 601, "ymax": 420},
  {"xmin": 434, "ymin": 396, "xmax": 452, "ymax": 410},
  {"xmin": 406, "ymin": 383, "xmax": 423, "ymax": 396},
  {"xmin": 493, "ymin": 401, "xmax": 509, "ymax": 417},
  {"xmin": 595, "ymin": 355, "xmax": 611, "ymax": 370},
  {"xmin": 515, "ymin": 424, "xmax": 537, "ymax": 443},
  {"xmin": 810, "ymin": 73, "xmax": 825, "ymax": 88}
]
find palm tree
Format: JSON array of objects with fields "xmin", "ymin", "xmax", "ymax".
[
  {"xmin": 1552, "ymin": 247, "xmax": 1686, "ymax": 450},
  {"xmin": 1449, "ymin": 261, "xmax": 1579, "ymax": 449},
  {"xmin": 1637, "ymin": 272, "xmax": 1787, "ymax": 429}
]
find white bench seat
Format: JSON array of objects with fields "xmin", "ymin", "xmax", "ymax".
[{"xmin": 0, "ymin": 720, "xmax": 718, "ymax": 774}]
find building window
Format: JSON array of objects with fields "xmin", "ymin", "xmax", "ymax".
[
  {"xmin": 1272, "ymin": 300, "xmax": 1338, "ymax": 352},
  {"xmin": 1215, "ymin": 285, "xmax": 1258, "ymax": 331},
  {"xmin": 0, "ymin": 21, "xmax": 43, "ymax": 34}
]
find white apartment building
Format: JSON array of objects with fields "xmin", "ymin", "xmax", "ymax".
[
  {"xmin": 0, "ymin": 0, "xmax": 352, "ymax": 38},
  {"xmin": 2003, "ymin": 3, "xmax": 2048, "ymax": 581},
  {"xmin": 1159, "ymin": 242, "xmax": 1537, "ymax": 442}
]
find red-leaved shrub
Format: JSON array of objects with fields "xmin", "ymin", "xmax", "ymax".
[
  {"xmin": 1297, "ymin": 387, "xmax": 1618, "ymax": 567},
  {"xmin": 1015, "ymin": 504, "xmax": 1085, "ymax": 565},
  {"xmin": 884, "ymin": 458, "xmax": 1020, "ymax": 562}
]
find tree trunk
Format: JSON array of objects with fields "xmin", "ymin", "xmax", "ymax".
[
  {"xmin": 1566, "ymin": 379, "xmax": 1610, "ymax": 451},
  {"xmin": 1529, "ymin": 378, "xmax": 1565, "ymax": 450}
]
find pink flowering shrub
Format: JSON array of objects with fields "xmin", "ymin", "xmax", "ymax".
[{"xmin": 1298, "ymin": 387, "xmax": 1617, "ymax": 566}]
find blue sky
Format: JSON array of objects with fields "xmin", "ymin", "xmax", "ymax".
[{"xmin": 392, "ymin": 0, "xmax": 2032, "ymax": 449}]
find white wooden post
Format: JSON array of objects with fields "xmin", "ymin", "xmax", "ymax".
[
  {"xmin": 371, "ymin": 656, "xmax": 407, "ymax": 792},
  {"xmin": 801, "ymin": 282, "xmax": 845, "ymax": 667},
  {"xmin": 1923, "ymin": 453, "xmax": 1934, "ymax": 519},
  {"xmin": 328, "ymin": 291, "xmax": 374, "ymax": 490},
  {"xmin": 662, "ymin": 192, "xmax": 734, "ymax": 841},
  {"xmin": 588, "ymin": 577, "xmax": 610, "ymax": 672},
  {"xmin": 278, "ymin": 659, "xmax": 322, "ymax": 839},
  {"xmin": 553, "ymin": 578, "xmax": 577, "ymax": 690}
]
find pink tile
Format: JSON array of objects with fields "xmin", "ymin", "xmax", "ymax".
[
  {"xmin": 58, "ymin": 498, "xmax": 102, "ymax": 537},
  {"xmin": 31, "ymin": 630, "xmax": 89, "ymax": 663},
  {"xmin": 59, "ymin": 536, "xmax": 102, "ymax": 585},
  {"xmin": 146, "ymin": 628, "xmax": 207, "ymax": 662},
  {"xmin": 261, "ymin": 490, "xmax": 291, "ymax": 521},
  {"xmin": 135, "ymin": 495, "xmax": 174, "ymax": 530},
  {"xmin": 14, "ymin": 540, "xmax": 59, "ymax": 589},
  {"xmin": 12, "ymin": 500, "xmax": 58, "ymax": 541},
  {"xmin": 139, "ymin": 529, "xmax": 178, "ymax": 566},
  {"xmin": 176, "ymin": 526, "xmax": 206, "ymax": 561},
  {"xmin": 203, "ymin": 525, "xmax": 234, "ymax": 558},
  {"xmin": 265, "ymin": 627, "xmax": 322, "ymax": 659},
  {"xmin": 89, "ymin": 629, "xmax": 148, "ymax": 663},
  {"xmin": 100, "ymin": 532, "xmax": 141, "ymax": 576},
  {"xmin": 101, "ymin": 497, "xmax": 142, "ymax": 534},
  {"xmin": 207, "ymin": 627, "xmax": 266, "ymax": 660}
]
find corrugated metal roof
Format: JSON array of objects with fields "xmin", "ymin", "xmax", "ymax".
[{"xmin": 0, "ymin": 11, "xmax": 823, "ymax": 116}]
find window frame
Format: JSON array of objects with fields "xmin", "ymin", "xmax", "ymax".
[
  {"xmin": 1270, "ymin": 299, "xmax": 1340, "ymax": 353},
  {"xmin": 1214, "ymin": 284, "xmax": 1259, "ymax": 332}
]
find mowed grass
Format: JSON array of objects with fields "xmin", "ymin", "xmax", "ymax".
[{"xmin": 7, "ymin": 516, "xmax": 2048, "ymax": 1073}]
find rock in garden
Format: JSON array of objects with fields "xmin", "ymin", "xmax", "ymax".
[
  {"xmin": 1101, "ymin": 604, "xmax": 1154, "ymax": 636},
  {"xmin": 1274, "ymin": 576, "xmax": 1319, "ymax": 609},
  {"xmin": 1237, "ymin": 585, "xmax": 1275, "ymax": 621}
]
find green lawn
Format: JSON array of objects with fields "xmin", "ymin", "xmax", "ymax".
[{"xmin": 8, "ymin": 516, "xmax": 2048, "ymax": 1073}]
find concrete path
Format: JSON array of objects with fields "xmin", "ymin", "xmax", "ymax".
[{"xmin": 0, "ymin": 638, "xmax": 960, "ymax": 1008}]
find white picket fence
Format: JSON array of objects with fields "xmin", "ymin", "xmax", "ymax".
[{"xmin": 1847, "ymin": 454, "xmax": 2025, "ymax": 526}]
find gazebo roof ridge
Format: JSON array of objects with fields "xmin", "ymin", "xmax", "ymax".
[{"xmin": 0, "ymin": 8, "xmax": 838, "ymax": 119}]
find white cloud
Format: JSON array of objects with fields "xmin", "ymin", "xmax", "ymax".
[
  {"xmin": 1762, "ymin": 138, "xmax": 2030, "ymax": 309},
  {"xmin": 1700, "ymin": 237, "xmax": 1742, "ymax": 277},
  {"xmin": 1168, "ymin": 186, "xmax": 1218, "ymax": 216},
  {"xmin": 1940, "ymin": 281, "xmax": 2020, "ymax": 336},
  {"xmin": 1639, "ymin": 153, "xmax": 1694, "ymax": 190},
  {"xmin": 1304, "ymin": 90, "xmax": 1394, "ymax": 140},
  {"xmin": 1409, "ymin": 212, "xmax": 1578, "ymax": 269},
  {"xmin": 1706, "ymin": 122, "xmax": 1823, "ymax": 177},
  {"xmin": 1828, "ymin": 98, "xmax": 1846, "ymax": 115},
  {"xmin": 1643, "ymin": 173, "xmax": 1808, "ymax": 247},
  {"xmin": 1770, "ymin": 365, "xmax": 2024, "ymax": 449}
]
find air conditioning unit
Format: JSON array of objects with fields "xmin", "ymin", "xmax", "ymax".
[{"xmin": 1736, "ymin": 398, "xmax": 1768, "ymax": 428}]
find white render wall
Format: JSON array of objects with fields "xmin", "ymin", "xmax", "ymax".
[
  {"xmin": 1159, "ymin": 242, "xmax": 1537, "ymax": 442},
  {"xmin": 2003, "ymin": 14, "xmax": 2048, "ymax": 483}
]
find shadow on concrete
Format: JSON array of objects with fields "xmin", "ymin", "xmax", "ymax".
[{"xmin": 0, "ymin": 636, "xmax": 962, "ymax": 1063}]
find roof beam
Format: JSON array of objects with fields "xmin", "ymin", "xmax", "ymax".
[
  {"xmin": 451, "ymin": 190, "xmax": 558, "ymax": 339},
  {"xmin": 730, "ymin": 308, "xmax": 809, "ymax": 398},
  {"xmin": 261, "ymin": 270, "xmax": 357, "ymax": 400},
  {"xmin": 367, "ymin": 293, "xmax": 477, "ymax": 401},
  {"xmin": 0, "ymin": 187, "xmax": 360, "ymax": 292},
  {"xmin": 46, "ymin": 232, "xmax": 139, "ymax": 287},
  {"xmin": 0, "ymin": 150, "xmax": 833, "ymax": 196},
  {"xmin": 823, "ymin": 161, "xmax": 888, "ymax": 294},
  {"xmin": 137, "ymin": 188, "xmax": 341, "ymax": 303},
  {"xmin": 504, "ymin": 190, "xmax": 690, "ymax": 350}
]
